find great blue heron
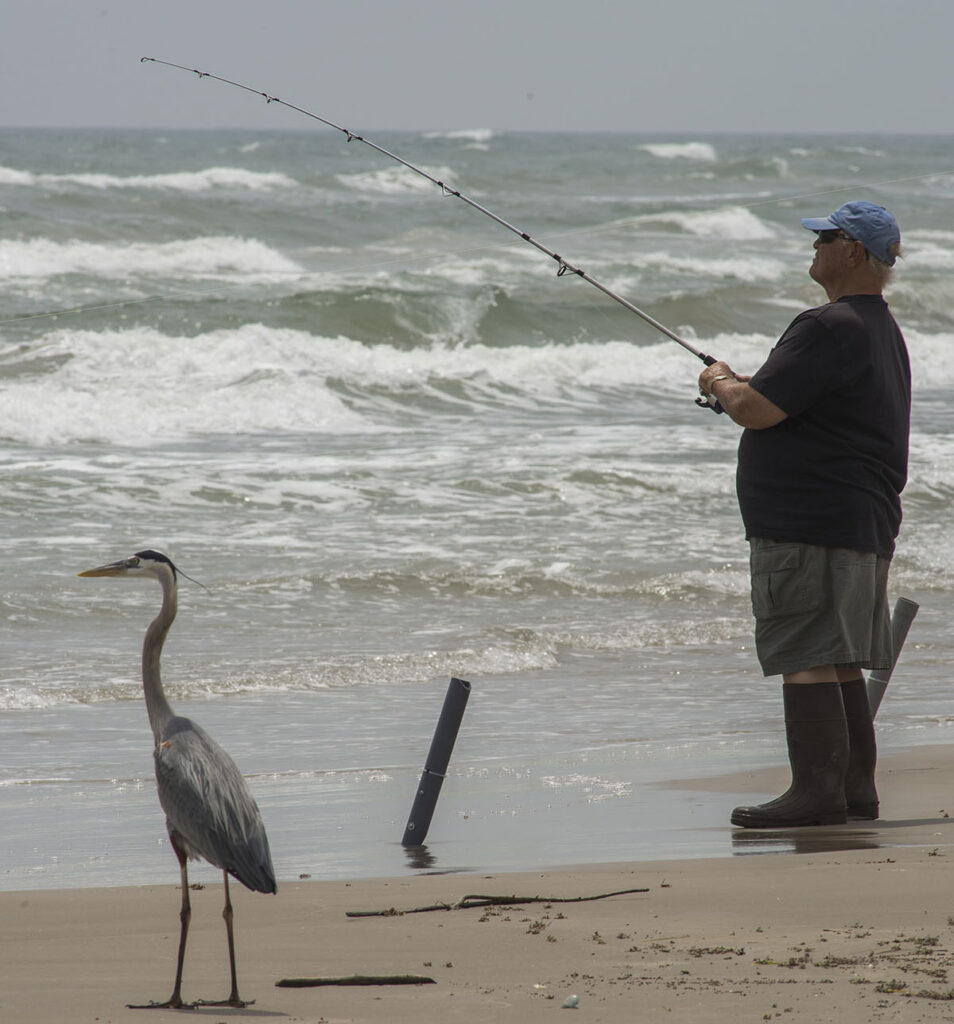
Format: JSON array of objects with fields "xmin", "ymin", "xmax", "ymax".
[{"xmin": 79, "ymin": 549, "xmax": 276, "ymax": 1009}]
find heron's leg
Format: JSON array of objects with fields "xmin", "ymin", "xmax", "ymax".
[
  {"xmin": 223, "ymin": 872, "xmax": 242, "ymax": 1005},
  {"xmin": 127, "ymin": 837, "xmax": 192, "ymax": 1009},
  {"xmin": 193, "ymin": 872, "xmax": 252, "ymax": 1008}
]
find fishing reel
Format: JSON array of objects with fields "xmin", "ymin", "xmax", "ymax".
[
  {"xmin": 695, "ymin": 391, "xmax": 725, "ymax": 414},
  {"xmin": 696, "ymin": 356, "xmax": 726, "ymax": 413}
]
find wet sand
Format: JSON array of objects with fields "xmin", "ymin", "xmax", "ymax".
[{"xmin": 4, "ymin": 744, "xmax": 954, "ymax": 1023}]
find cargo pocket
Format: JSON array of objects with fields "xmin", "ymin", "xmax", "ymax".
[{"xmin": 750, "ymin": 542, "xmax": 821, "ymax": 620}]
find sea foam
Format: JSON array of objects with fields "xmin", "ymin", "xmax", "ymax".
[
  {"xmin": 641, "ymin": 142, "xmax": 718, "ymax": 162},
  {"xmin": 902, "ymin": 231, "xmax": 954, "ymax": 270},
  {"xmin": 0, "ymin": 324, "xmax": 783, "ymax": 447},
  {"xmin": 636, "ymin": 206, "xmax": 777, "ymax": 240},
  {"xmin": 0, "ymin": 164, "xmax": 297, "ymax": 192},
  {"xmin": 423, "ymin": 129, "xmax": 495, "ymax": 143},
  {"xmin": 337, "ymin": 164, "xmax": 457, "ymax": 195},
  {"xmin": 0, "ymin": 236, "xmax": 303, "ymax": 282}
]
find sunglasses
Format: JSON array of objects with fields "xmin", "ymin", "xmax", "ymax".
[{"xmin": 816, "ymin": 229, "xmax": 856, "ymax": 245}]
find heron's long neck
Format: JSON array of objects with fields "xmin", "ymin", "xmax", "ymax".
[{"xmin": 142, "ymin": 570, "xmax": 178, "ymax": 744}]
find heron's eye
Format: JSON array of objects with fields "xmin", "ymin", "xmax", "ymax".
[{"xmin": 128, "ymin": 557, "xmax": 141, "ymax": 567}]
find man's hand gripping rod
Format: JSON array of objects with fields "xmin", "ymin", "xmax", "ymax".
[{"xmin": 141, "ymin": 57, "xmax": 724, "ymax": 413}]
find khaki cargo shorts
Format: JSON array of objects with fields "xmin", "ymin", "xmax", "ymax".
[{"xmin": 749, "ymin": 537, "xmax": 893, "ymax": 677}]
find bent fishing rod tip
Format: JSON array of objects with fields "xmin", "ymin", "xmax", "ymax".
[{"xmin": 140, "ymin": 56, "xmax": 208, "ymax": 79}]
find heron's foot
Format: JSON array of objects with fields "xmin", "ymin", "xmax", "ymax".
[
  {"xmin": 126, "ymin": 997, "xmax": 192, "ymax": 1010},
  {"xmin": 128, "ymin": 995, "xmax": 254, "ymax": 1010},
  {"xmin": 193, "ymin": 996, "xmax": 255, "ymax": 1008}
]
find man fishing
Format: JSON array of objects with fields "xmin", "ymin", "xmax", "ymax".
[
  {"xmin": 144, "ymin": 61, "xmax": 916, "ymax": 832},
  {"xmin": 697, "ymin": 201, "xmax": 910, "ymax": 829}
]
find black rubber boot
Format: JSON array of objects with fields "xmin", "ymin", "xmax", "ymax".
[
  {"xmin": 731, "ymin": 682, "xmax": 849, "ymax": 828},
  {"xmin": 840, "ymin": 677, "xmax": 879, "ymax": 819}
]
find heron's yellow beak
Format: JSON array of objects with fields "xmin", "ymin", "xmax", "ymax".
[{"xmin": 78, "ymin": 559, "xmax": 133, "ymax": 578}]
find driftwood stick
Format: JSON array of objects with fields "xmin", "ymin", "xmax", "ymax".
[
  {"xmin": 459, "ymin": 888, "xmax": 650, "ymax": 907},
  {"xmin": 346, "ymin": 903, "xmax": 453, "ymax": 918},
  {"xmin": 345, "ymin": 887, "xmax": 649, "ymax": 918},
  {"xmin": 277, "ymin": 974, "xmax": 436, "ymax": 988}
]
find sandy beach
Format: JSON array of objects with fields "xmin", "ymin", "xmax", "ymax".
[{"xmin": 4, "ymin": 743, "xmax": 954, "ymax": 1024}]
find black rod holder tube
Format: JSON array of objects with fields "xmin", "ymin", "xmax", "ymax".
[
  {"xmin": 402, "ymin": 677, "xmax": 472, "ymax": 847},
  {"xmin": 867, "ymin": 596, "xmax": 920, "ymax": 717}
]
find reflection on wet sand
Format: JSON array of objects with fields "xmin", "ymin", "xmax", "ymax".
[{"xmin": 731, "ymin": 815, "xmax": 954, "ymax": 856}]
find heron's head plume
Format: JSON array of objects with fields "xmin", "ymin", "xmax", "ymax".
[{"xmin": 78, "ymin": 550, "xmax": 204, "ymax": 587}]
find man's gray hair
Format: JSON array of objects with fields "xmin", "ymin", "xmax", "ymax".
[{"xmin": 869, "ymin": 247, "xmax": 899, "ymax": 286}]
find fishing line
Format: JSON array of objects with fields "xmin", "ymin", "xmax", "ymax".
[
  {"xmin": 744, "ymin": 172, "xmax": 954, "ymax": 211},
  {"xmin": 0, "ymin": 295, "xmax": 171, "ymax": 328},
  {"xmin": 140, "ymin": 58, "xmax": 723, "ymax": 393}
]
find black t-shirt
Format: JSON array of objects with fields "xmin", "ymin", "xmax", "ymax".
[{"xmin": 737, "ymin": 294, "xmax": 910, "ymax": 556}]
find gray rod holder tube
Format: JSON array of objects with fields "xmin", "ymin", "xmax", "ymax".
[
  {"xmin": 867, "ymin": 596, "xmax": 919, "ymax": 717},
  {"xmin": 402, "ymin": 677, "xmax": 472, "ymax": 847}
]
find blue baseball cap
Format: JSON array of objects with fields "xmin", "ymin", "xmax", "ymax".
[{"xmin": 802, "ymin": 201, "xmax": 901, "ymax": 266}]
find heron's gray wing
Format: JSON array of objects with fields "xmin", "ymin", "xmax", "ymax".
[{"xmin": 154, "ymin": 717, "xmax": 277, "ymax": 893}]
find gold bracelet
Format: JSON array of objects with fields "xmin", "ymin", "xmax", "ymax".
[{"xmin": 707, "ymin": 374, "xmax": 731, "ymax": 394}]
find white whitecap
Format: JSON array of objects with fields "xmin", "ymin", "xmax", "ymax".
[
  {"xmin": 0, "ymin": 164, "xmax": 296, "ymax": 192},
  {"xmin": 900, "ymin": 230, "xmax": 954, "ymax": 270},
  {"xmin": 639, "ymin": 252, "xmax": 787, "ymax": 281},
  {"xmin": 904, "ymin": 330, "xmax": 954, "ymax": 384},
  {"xmin": 337, "ymin": 164, "xmax": 456, "ymax": 196},
  {"xmin": 0, "ymin": 324, "xmax": 371, "ymax": 446},
  {"xmin": 0, "ymin": 236, "xmax": 302, "ymax": 282},
  {"xmin": 423, "ymin": 129, "xmax": 495, "ymax": 143},
  {"xmin": 7, "ymin": 320, "xmax": 949, "ymax": 450},
  {"xmin": 0, "ymin": 165, "xmax": 36, "ymax": 185},
  {"xmin": 638, "ymin": 206, "xmax": 777, "ymax": 240},
  {"xmin": 0, "ymin": 325, "xmax": 765, "ymax": 446},
  {"xmin": 641, "ymin": 142, "xmax": 718, "ymax": 162}
]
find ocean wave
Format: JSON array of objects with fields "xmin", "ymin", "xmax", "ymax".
[
  {"xmin": 606, "ymin": 251, "xmax": 787, "ymax": 286},
  {"xmin": 633, "ymin": 206, "xmax": 777, "ymax": 240},
  {"xmin": 642, "ymin": 252, "xmax": 786, "ymax": 281},
  {"xmin": 416, "ymin": 253, "xmax": 533, "ymax": 288},
  {"xmin": 0, "ymin": 686, "xmax": 67, "ymax": 712},
  {"xmin": 337, "ymin": 164, "xmax": 457, "ymax": 195},
  {"xmin": 321, "ymin": 561, "xmax": 749, "ymax": 606},
  {"xmin": 0, "ymin": 324, "xmax": 370, "ymax": 445},
  {"xmin": 0, "ymin": 164, "xmax": 297, "ymax": 192},
  {"xmin": 902, "ymin": 235, "xmax": 954, "ymax": 270},
  {"xmin": 4, "ymin": 318, "xmax": 950, "ymax": 447},
  {"xmin": 834, "ymin": 145, "xmax": 887, "ymax": 158},
  {"xmin": 906, "ymin": 228, "xmax": 954, "ymax": 245},
  {"xmin": 422, "ymin": 129, "xmax": 495, "ymax": 143},
  {"xmin": 0, "ymin": 639, "xmax": 560, "ymax": 710},
  {"xmin": 640, "ymin": 142, "xmax": 718, "ymax": 162},
  {"xmin": 788, "ymin": 144, "xmax": 887, "ymax": 160},
  {"xmin": 901, "ymin": 330, "xmax": 954, "ymax": 384},
  {"xmin": 0, "ymin": 236, "xmax": 303, "ymax": 283},
  {"xmin": 0, "ymin": 320, "xmax": 759, "ymax": 446}
]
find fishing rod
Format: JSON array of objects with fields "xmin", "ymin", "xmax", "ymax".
[{"xmin": 141, "ymin": 57, "xmax": 725, "ymax": 412}]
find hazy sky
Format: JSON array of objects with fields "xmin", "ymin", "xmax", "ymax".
[{"xmin": 2, "ymin": 0, "xmax": 952, "ymax": 133}]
